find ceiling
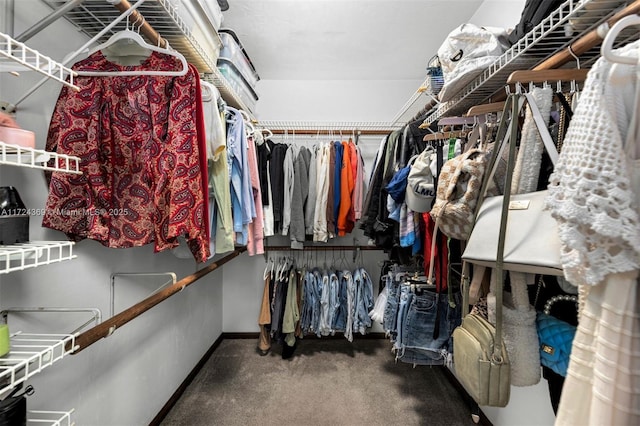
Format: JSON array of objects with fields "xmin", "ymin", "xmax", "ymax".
[{"xmin": 220, "ymin": 0, "xmax": 486, "ymax": 81}]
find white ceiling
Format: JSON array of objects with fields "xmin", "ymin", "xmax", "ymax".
[{"xmin": 220, "ymin": 0, "xmax": 486, "ymax": 81}]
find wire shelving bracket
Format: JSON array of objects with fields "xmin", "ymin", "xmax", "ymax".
[
  {"xmin": 0, "ymin": 32, "xmax": 78, "ymax": 90},
  {"xmin": 0, "ymin": 242, "xmax": 76, "ymax": 275}
]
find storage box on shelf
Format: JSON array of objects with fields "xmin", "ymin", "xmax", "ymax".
[
  {"xmin": 218, "ymin": 29, "xmax": 260, "ymax": 89},
  {"xmin": 217, "ymin": 58, "xmax": 259, "ymax": 112},
  {"xmin": 175, "ymin": 0, "xmax": 223, "ymax": 64}
]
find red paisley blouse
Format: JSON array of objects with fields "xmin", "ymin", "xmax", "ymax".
[{"xmin": 43, "ymin": 51, "xmax": 210, "ymax": 262}]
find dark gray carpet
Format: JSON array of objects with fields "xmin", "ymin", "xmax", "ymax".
[{"xmin": 161, "ymin": 338, "xmax": 477, "ymax": 426}]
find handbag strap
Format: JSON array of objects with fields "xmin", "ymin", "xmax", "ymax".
[
  {"xmin": 493, "ymin": 96, "xmax": 522, "ymax": 361},
  {"xmin": 523, "ymin": 92, "xmax": 559, "ymax": 166}
]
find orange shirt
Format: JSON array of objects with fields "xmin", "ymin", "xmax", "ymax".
[{"xmin": 337, "ymin": 141, "xmax": 355, "ymax": 236}]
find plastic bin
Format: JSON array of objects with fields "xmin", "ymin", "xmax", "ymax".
[
  {"xmin": 217, "ymin": 58, "xmax": 259, "ymax": 112},
  {"xmin": 175, "ymin": 0, "xmax": 222, "ymax": 65},
  {"xmin": 218, "ymin": 29, "xmax": 260, "ymax": 89}
]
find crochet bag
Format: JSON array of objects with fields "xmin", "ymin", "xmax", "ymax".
[
  {"xmin": 536, "ymin": 295, "xmax": 578, "ymax": 377},
  {"xmin": 430, "ymin": 148, "xmax": 487, "ymax": 241}
]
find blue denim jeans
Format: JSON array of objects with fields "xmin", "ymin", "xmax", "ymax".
[
  {"xmin": 300, "ymin": 270, "xmax": 315, "ymax": 334},
  {"xmin": 311, "ymin": 269, "xmax": 323, "ymax": 335},
  {"xmin": 332, "ymin": 271, "xmax": 348, "ymax": 332},
  {"xmin": 394, "ymin": 283, "xmax": 413, "ymax": 351},
  {"xmin": 328, "ymin": 272, "xmax": 340, "ymax": 334},
  {"xmin": 383, "ymin": 275, "xmax": 401, "ymax": 340},
  {"xmin": 353, "ymin": 268, "xmax": 374, "ymax": 335},
  {"xmin": 319, "ymin": 271, "xmax": 331, "ymax": 336},
  {"xmin": 397, "ymin": 290, "xmax": 462, "ymax": 365}
]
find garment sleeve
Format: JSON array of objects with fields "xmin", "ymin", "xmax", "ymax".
[{"xmin": 163, "ymin": 67, "xmax": 210, "ymax": 262}]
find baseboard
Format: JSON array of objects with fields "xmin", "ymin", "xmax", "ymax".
[
  {"xmin": 149, "ymin": 333, "xmax": 225, "ymax": 426},
  {"xmin": 440, "ymin": 366, "xmax": 493, "ymax": 426}
]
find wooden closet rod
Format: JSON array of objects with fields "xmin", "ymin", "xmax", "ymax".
[
  {"xmin": 112, "ymin": 0, "xmax": 167, "ymax": 48},
  {"xmin": 269, "ymin": 129, "xmax": 393, "ymax": 136},
  {"xmin": 533, "ymin": 0, "xmax": 640, "ymax": 70},
  {"xmin": 466, "ymin": 101, "xmax": 505, "ymax": 117},
  {"xmin": 506, "ymin": 69, "xmax": 590, "ymax": 84},
  {"xmin": 265, "ymin": 245, "xmax": 384, "ymax": 251},
  {"xmin": 69, "ymin": 247, "xmax": 246, "ymax": 354}
]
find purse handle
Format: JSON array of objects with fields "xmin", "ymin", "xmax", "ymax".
[{"xmin": 463, "ymin": 91, "xmax": 559, "ymax": 363}]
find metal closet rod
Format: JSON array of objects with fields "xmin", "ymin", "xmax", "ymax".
[
  {"xmin": 269, "ymin": 129, "xmax": 393, "ymax": 135},
  {"xmin": 265, "ymin": 245, "xmax": 384, "ymax": 251},
  {"xmin": 69, "ymin": 247, "xmax": 246, "ymax": 354},
  {"xmin": 534, "ymin": 0, "xmax": 640, "ymax": 70},
  {"xmin": 111, "ymin": 0, "xmax": 167, "ymax": 48}
]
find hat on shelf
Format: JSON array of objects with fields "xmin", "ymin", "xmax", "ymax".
[{"xmin": 405, "ymin": 148, "xmax": 437, "ymax": 213}]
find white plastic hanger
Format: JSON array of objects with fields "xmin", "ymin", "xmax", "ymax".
[
  {"xmin": 601, "ymin": 14, "xmax": 640, "ymax": 65},
  {"xmin": 78, "ymin": 20, "xmax": 188, "ymax": 77}
]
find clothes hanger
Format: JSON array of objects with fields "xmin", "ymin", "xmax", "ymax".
[
  {"xmin": 423, "ymin": 130, "xmax": 467, "ymax": 142},
  {"xmin": 466, "ymin": 101, "xmax": 506, "ymax": 117},
  {"xmin": 78, "ymin": 18, "xmax": 188, "ymax": 77},
  {"xmin": 601, "ymin": 14, "xmax": 640, "ymax": 65},
  {"xmin": 506, "ymin": 69, "xmax": 590, "ymax": 86}
]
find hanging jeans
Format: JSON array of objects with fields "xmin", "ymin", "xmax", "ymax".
[
  {"xmin": 327, "ymin": 272, "xmax": 340, "ymax": 334},
  {"xmin": 332, "ymin": 271, "xmax": 349, "ymax": 332},
  {"xmin": 353, "ymin": 268, "xmax": 374, "ymax": 335},
  {"xmin": 300, "ymin": 270, "xmax": 315, "ymax": 335},
  {"xmin": 397, "ymin": 289, "xmax": 462, "ymax": 365},
  {"xmin": 383, "ymin": 274, "xmax": 401, "ymax": 341},
  {"xmin": 394, "ymin": 283, "xmax": 414, "ymax": 352}
]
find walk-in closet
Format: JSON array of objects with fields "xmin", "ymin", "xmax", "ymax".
[{"xmin": 0, "ymin": 1, "xmax": 638, "ymax": 425}]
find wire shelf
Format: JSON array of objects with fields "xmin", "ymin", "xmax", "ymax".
[
  {"xmin": 0, "ymin": 333, "xmax": 76, "ymax": 395},
  {"xmin": 0, "ymin": 142, "xmax": 82, "ymax": 174},
  {"xmin": 421, "ymin": 0, "xmax": 635, "ymax": 124},
  {"xmin": 42, "ymin": 0, "xmax": 254, "ymax": 115},
  {"xmin": 202, "ymin": 69, "xmax": 254, "ymax": 114},
  {"xmin": 28, "ymin": 409, "xmax": 75, "ymax": 426},
  {"xmin": 0, "ymin": 241, "xmax": 76, "ymax": 275},
  {"xmin": 0, "ymin": 32, "xmax": 78, "ymax": 90}
]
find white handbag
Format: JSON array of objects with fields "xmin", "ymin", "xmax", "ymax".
[{"xmin": 462, "ymin": 93, "xmax": 563, "ymax": 276}]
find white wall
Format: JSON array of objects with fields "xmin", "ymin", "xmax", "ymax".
[
  {"xmin": 254, "ymin": 79, "xmax": 423, "ymax": 121},
  {"xmin": 0, "ymin": 2, "xmax": 225, "ymax": 425}
]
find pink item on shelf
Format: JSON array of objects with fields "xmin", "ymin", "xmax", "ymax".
[{"xmin": 0, "ymin": 126, "xmax": 35, "ymax": 148}]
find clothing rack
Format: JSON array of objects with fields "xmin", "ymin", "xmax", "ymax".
[
  {"xmin": 534, "ymin": 0, "xmax": 640, "ymax": 70},
  {"xmin": 258, "ymin": 121, "xmax": 403, "ymax": 135},
  {"xmin": 264, "ymin": 245, "xmax": 384, "ymax": 251},
  {"xmin": 68, "ymin": 247, "xmax": 247, "ymax": 354}
]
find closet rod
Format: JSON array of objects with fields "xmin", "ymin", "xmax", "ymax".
[
  {"xmin": 533, "ymin": 0, "xmax": 640, "ymax": 70},
  {"xmin": 265, "ymin": 245, "xmax": 384, "ymax": 251},
  {"xmin": 269, "ymin": 130, "xmax": 392, "ymax": 136},
  {"xmin": 69, "ymin": 247, "xmax": 246, "ymax": 354},
  {"xmin": 15, "ymin": 0, "xmax": 85, "ymax": 43},
  {"xmin": 111, "ymin": 0, "xmax": 167, "ymax": 48}
]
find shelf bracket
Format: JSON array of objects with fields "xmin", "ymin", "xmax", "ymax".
[
  {"xmin": 1, "ymin": 307, "xmax": 101, "ymax": 335},
  {"xmin": 110, "ymin": 272, "xmax": 177, "ymax": 318}
]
